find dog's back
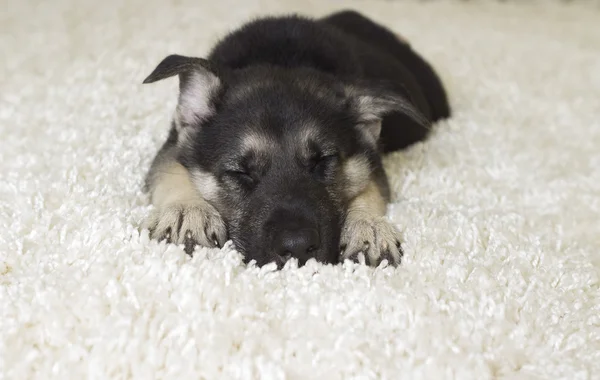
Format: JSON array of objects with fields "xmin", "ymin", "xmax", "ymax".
[
  {"xmin": 208, "ymin": 11, "xmax": 451, "ymax": 152},
  {"xmin": 322, "ymin": 11, "xmax": 451, "ymax": 123}
]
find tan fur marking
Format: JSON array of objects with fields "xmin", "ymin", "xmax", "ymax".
[
  {"xmin": 342, "ymin": 156, "xmax": 372, "ymax": 200},
  {"xmin": 190, "ymin": 169, "xmax": 221, "ymax": 203},
  {"xmin": 299, "ymin": 126, "xmax": 319, "ymax": 145},
  {"xmin": 241, "ymin": 133, "xmax": 272, "ymax": 154},
  {"xmin": 150, "ymin": 162, "xmax": 202, "ymax": 207},
  {"xmin": 347, "ymin": 179, "xmax": 387, "ymax": 217}
]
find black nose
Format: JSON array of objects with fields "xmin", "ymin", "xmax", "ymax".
[{"xmin": 274, "ymin": 228, "xmax": 320, "ymax": 261}]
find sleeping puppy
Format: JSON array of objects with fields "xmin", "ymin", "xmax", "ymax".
[{"xmin": 141, "ymin": 10, "xmax": 451, "ymax": 268}]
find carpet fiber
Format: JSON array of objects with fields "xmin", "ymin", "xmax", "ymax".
[{"xmin": 1, "ymin": 0, "xmax": 599, "ymax": 378}]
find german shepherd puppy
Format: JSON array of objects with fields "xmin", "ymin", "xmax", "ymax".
[{"xmin": 141, "ymin": 10, "xmax": 451, "ymax": 268}]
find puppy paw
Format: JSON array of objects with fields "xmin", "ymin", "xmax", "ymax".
[
  {"xmin": 144, "ymin": 201, "xmax": 227, "ymax": 255},
  {"xmin": 339, "ymin": 213, "xmax": 404, "ymax": 267}
]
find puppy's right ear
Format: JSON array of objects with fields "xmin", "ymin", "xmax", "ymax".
[{"xmin": 143, "ymin": 54, "xmax": 221, "ymax": 132}]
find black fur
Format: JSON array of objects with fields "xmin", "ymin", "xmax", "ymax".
[
  {"xmin": 143, "ymin": 10, "xmax": 451, "ymax": 267},
  {"xmin": 209, "ymin": 11, "xmax": 450, "ymax": 152}
]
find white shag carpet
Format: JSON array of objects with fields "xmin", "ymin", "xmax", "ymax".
[{"xmin": 1, "ymin": 0, "xmax": 599, "ymax": 378}]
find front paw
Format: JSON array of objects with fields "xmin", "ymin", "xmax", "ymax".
[
  {"xmin": 339, "ymin": 213, "xmax": 404, "ymax": 267},
  {"xmin": 143, "ymin": 201, "xmax": 227, "ymax": 255}
]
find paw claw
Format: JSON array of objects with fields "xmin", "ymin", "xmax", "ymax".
[
  {"xmin": 339, "ymin": 214, "xmax": 403, "ymax": 267},
  {"xmin": 377, "ymin": 251, "xmax": 393, "ymax": 267},
  {"xmin": 161, "ymin": 227, "xmax": 172, "ymax": 243},
  {"xmin": 183, "ymin": 231, "xmax": 196, "ymax": 256},
  {"xmin": 346, "ymin": 251, "xmax": 366, "ymax": 265},
  {"xmin": 210, "ymin": 233, "xmax": 219, "ymax": 247},
  {"xmin": 144, "ymin": 201, "xmax": 227, "ymax": 255}
]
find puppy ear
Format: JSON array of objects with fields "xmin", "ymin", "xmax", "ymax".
[
  {"xmin": 143, "ymin": 54, "xmax": 221, "ymax": 131},
  {"xmin": 346, "ymin": 85, "xmax": 430, "ymax": 144}
]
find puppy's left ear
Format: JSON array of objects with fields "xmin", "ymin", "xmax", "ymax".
[
  {"xmin": 346, "ymin": 85, "xmax": 431, "ymax": 144},
  {"xmin": 143, "ymin": 54, "xmax": 222, "ymax": 132}
]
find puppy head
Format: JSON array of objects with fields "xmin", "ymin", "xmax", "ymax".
[{"xmin": 144, "ymin": 54, "xmax": 429, "ymax": 267}]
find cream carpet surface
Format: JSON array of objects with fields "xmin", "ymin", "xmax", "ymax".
[{"xmin": 1, "ymin": 0, "xmax": 599, "ymax": 379}]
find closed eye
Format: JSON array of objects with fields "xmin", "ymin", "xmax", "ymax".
[
  {"xmin": 311, "ymin": 154, "xmax": 339, "ymax": 178},
  {"xmin": 226, "ymin": 170, "xmax": 255, "ymax": 186}
]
